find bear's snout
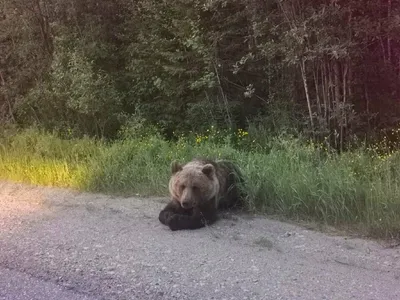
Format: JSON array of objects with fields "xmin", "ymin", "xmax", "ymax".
[{"xmin": 181, "ymin": 200, "xmax": 192, "ymax": 209}]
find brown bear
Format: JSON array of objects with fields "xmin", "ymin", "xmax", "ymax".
[{"xmin": 158, "ymin": 157, "xmax": 246, "ymax": 231}]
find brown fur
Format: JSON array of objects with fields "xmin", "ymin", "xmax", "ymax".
[{"xmin": 159, "ymin": 158, "xmax": 245, "ymax": 231}]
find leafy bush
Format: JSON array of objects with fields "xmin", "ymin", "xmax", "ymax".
[{"xmin": 16, "ymin": 38, "xmax": 123, "ymax": 138}]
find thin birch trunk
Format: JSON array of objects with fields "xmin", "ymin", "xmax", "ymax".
[{"xmin": 300, "ymin": 58, "xmax": 314, "ymax": 131}]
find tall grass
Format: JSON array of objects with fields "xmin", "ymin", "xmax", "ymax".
[
  {"xmin": 0, "ymin": 128, "xmax": 99, "ymax": 188},
  {"xmin": 1, "ymin": 126, "xmax": 400, "ymax": 238}
]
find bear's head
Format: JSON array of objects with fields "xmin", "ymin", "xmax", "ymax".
[{"xmin": 168, "ymin": 160, "xmax": 220, "ymax": 209}]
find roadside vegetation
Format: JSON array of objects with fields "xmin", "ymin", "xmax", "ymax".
[{"xmin": 2, "ymin": 125, "xmax": 400, "ymax": 239}]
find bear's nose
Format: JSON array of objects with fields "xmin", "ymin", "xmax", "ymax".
[{"xmin": 181, "ymin": 201, "xmax": 191, "ymax": 209}]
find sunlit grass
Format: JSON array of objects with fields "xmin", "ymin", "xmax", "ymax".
[
  {"xmin": 2, "ymin": 126, "xmax": 400, "ymax": 238},
  {"xmin": 0, "ymin": 157, "xmax": 87, "ymax": 188},
  {"xmin": 0, "ymin": 127, "xmax": 98, "ymax": 189}
]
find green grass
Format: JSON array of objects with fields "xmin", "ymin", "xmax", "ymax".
[{"xmin": 2, "ymin": 126, "xmax": 400, "ymax": 239}]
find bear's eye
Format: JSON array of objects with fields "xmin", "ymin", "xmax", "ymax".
[
  {"xmin": 192, "ymin": 186, "xmax": 198, "ymax": 192},
  {"xmin": 180, "ymin": 184, "xmax": 186, "ymax": 190}
]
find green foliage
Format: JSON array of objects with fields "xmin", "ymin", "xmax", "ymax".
[
  {"xmin": 17, "ymin": 38, "xmax": 123, "ymax": 137},
  {"xmin": 0, "ymin": 0, "xmax": 52, "ymax": 123},
  {"xmin": 4, "ymin": 0, "xmax": 400, "ymax": 146},
  {"xmin": 121, "ymin": 0, "xmax": 217, "ymax": 132}
]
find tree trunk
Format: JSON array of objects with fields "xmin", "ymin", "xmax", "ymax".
[
  {"xmin": 388, "ymin": 0, "xmax": 392, "ymax": 63},
  {"xmin": 313, "ymin": 61, "xmax": 322, "ymax": 116},
  {"xmin": 300, "ymin": 58, "xmax": 314, "ymax": 132},
  {"xmin": 341, "ymin": 61, "xmax": 349, "ymax": 151},
  {"xmin": 0, "ymin": 71, "xmax": 15, "ymax": 123}
]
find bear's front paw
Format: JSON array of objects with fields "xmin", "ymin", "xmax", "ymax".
[
  {"xmin": 166, "ymin": 214, "xmax": 183, "ymax": 231},
  {"xmin": 159, "ymin": 210, "xmax": 173, "ymax": 225}
]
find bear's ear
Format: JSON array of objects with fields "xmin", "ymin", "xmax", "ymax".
[
  {"xmin": 171, "ymin": 161, "xmax": 183, "ymax": 174},
  {"xmin": 202, "ymin": 164, "xmax": 215, "ymax": 178}
]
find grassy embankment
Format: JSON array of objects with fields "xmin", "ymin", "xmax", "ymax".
[{"xmin": 1, "ymin": 126, "xmax": 400, "ymax": 238}]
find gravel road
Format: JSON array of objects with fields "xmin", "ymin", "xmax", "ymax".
[{"xmin": 1, "ymin": 180, "xmax": 400, "ymax": 300}]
